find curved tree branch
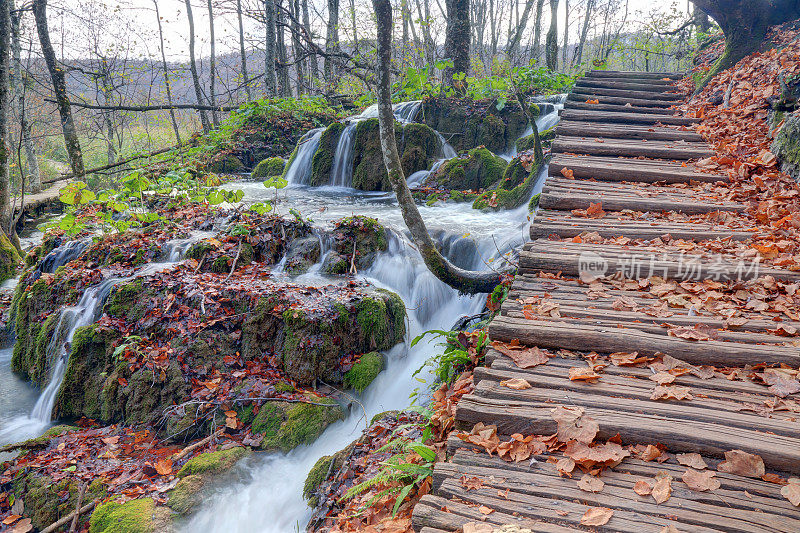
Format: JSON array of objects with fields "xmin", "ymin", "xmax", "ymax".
[{"xmin": 371, "ymin": 0, "xmax": 502, "ymax": 295}]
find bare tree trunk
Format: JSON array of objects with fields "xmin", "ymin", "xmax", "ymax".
[
  {"xmin": 372, "ymin": 0, "xmax": 501, "ymax": 295},
  {"xmin": 302, "ymin": 0, "xmax": 316, "ymax": 89},
  {"xmin": 443, "ymin": 0, "xmax": 470, "ymax": 88},
  {"xmin": 545, "ymin": 0, "xmax": 559, "ymax": 70},
  {"xmin": 324, "ymin": 0, "xmax": 339, "ymax": 86},
  {"xmin": 290, "ymin": 0, "xmax": 306, "ymax": 94},
  {"xmin": 32, "ymin": 0, "xmax": 84, "ymax": 178},
  {"xmin": 207, "ymin": 0, "xmax": 219, "ymax": 128},
  {"xmin": 507, "ymin": 0, "xmax": 536, "ymax": 64},
  {"xmin": 10, "ymin": 1, "xmax": 40, "ymax": 192},
  {"xmin": 350, "ymin": 0, "xmax": 357, "ymax": 51},
  {"xmin": 184, "ymin": 0, "xmax": 211, "ymax": 133},
  {"xmin": 236, "ymin": 0, "xmax": 252, "ymax": 101},
  {"xmin": 153, "ymin": 0, "xmax": 182, "ymax": 144},
  {"xmin": 264, "ymin": 0, "xmax": 277, "ymax": 96},
  {"xmin": 561, "ymin": 0, "xmax": 569, "ymax": 68},
  {"xmin": 0, "ymin": 0, "xmax": 12, "ymax": 233},
  {"xmin": 276, "ymin": 0, "xmax": 291, "ymax": 96},
  {"xmin": 571, "ymin": 0, "xmax": 593, "ymax": 65},
  {"xmin": 414, "ymin": 0, "xmax": 436, "ymax": 67},
  {"xmin": 532, "ymin": 0, "xmax": 545, "ymax": 61}
]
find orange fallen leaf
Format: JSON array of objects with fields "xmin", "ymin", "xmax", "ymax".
[
  {"xmin": 568, "ymin": 367, "xmax": 601, "ymax": 382},
  {"xmin": 577, "ymin": 474, "xmax": 605, "ymax": 493},
  {"xmin": 478, "ymin": 505, "xmax": 494, "ymax": 515},
  {"xmin": 651, "ymin": 385, "xmax": 693, "ymax": 401},
  {"xmin": 652, "ymin": 475, "xmax": 672, "ymax": 504},
  {"xmin": 2, "ymin": 515, "xmax": 20, "ymax": 526},
  {"xmin": 560, "ymin": 167, "xmax": 575, "ymax": 178},
  {"xmin": 580, "ymin": 507, "xmax": 613, "ymax": 526},
  {"xmin": 718, "ymin": 450, "xmax": 765, "ymax": 478},
  {"xmin": 551, "ymin": 405, "xmax": 599, "ymax": 444},
  {"xmin": 676, "ymin": 453, "xmax": 707, "ymax": 470},
  {"xmin": 634, "ymin": 480, "xmax": 653, "ymax": 496},
  {"xmin": 781, "ymin": 479, "xmax": 800, "ymax": 506},
  {"xmin": 682, "ymin": 469, "xmax": 720, "ymax": 492},
  {"xmin": 460, "ymin": 475, "xmax": 484, "ymax": 491},
  {"xmin": 500, "ymin": 378, "xmax": 532, "ymax": 390},
  {"xmin": 154, "ymin": 458, "xmax": 173, "ymax": 476}
]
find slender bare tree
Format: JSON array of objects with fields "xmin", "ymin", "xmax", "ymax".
[
  {"xmin": 235, "ymin": 0, "xmax": 252, "ymax": 101},
  {"xmin": 10, "ymin": 0, "xmax": 40, "ymax": 192},
  {"xmin": 153, "ymin": 0, "xmax": 182, "ymax": 144},
  {"xmin": 264, "ymin": 0, "xmax": 277, "ymax": 96},
  {"xmin": 184, "ymin": 0, "xmax": 211, "ymax": 133},
  {"xmin": 0, "ymin": 0, "xmax": 12, "ymax": 235},
  {"xmin": 545, "ymin": 0, "xmax": 559, "ymax": 69},
  {"xmin": 207, "ymin": 0, "xmax": 220, "ymax": 127},
  {"xmin": 324, "ymin": 0, "xmax": 340, "ymax": 85}
]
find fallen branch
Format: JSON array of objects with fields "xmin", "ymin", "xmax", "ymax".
[
  {"xmin": 0, "ymin": 440, "xmax": 48, "ymax": 454},
  {"xmin": 68, "ymin": 482, "xmax": 86, "ymax": 533},
  {"xmin": 172, "ymin": 428, "xmax": 224, "ymax": 462},
  {"xmin": 39, "ymin": 500, "xmax": 97, "ymax": 533},
  {"xmin": 225, "ymin": 240, "xmax": 244, "ymax": 282},
  {"xmin": 48, "ymin": 98, "xmax": 242, "ymax": 113}
]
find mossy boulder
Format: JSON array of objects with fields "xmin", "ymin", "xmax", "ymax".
[
  {"xmin": 252, "ymin": 157, "xmax": 286, "ymax": 179},
  {"xmin": 252, "ymin": 397, "xmax": 345, "ymax": 452},
  {"xmin": 472, "ymin": 151, "xmax": 545, "ymax": 211},
  {"xmin": 89, "ymin": 497, "xmax": 171, "ymax": 533},
  {"xmin": 302, "ymin": 441, "xmax": 356, "ymax": 506},
  {"xmin": 177, "ymin": 446, "xmax": 248, "ymax": 478},
  {"xmin": 322, "ymin": 216, "xmax": 388, "ymax": 275},
  {"xmin": 516, "ymin": 127, "xmax": 555, "ymax": 153},
  {"xmin": 0, "ymin": 232, "xmax": 21, "ymax": 283},
  {"xmin": 283, "ymin": 235, "xmax": 321, "ymax": 274},
  {"xmin": 206, "ymin": 153, "xmax": 245, "ymax": 174},
  {"xmin": 310, "ymin": 122, "xmax": 346, "ymax": 186},
  {"xmin": 427, "ymin": 147, "xmax": 507, "ymax": 191},
  {"xmin": 11, "ymin": 472, "xmax": 107, "ymax": 531},
  {"xmin": 343, "ymin": 351, "xmax": 384, "ymax": 393},
  {"xmin": 773, "ymin": 111, "xmax": 800, "ymax": 180}
]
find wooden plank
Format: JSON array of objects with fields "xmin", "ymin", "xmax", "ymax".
[
  {"xmin": 575, "ymin": 79, "xmax": 682, "ymax": 92},
  {"xmin": 487, "ymin": 315, "xmax": 800, "ymax": 366},
  {"xmin": 551, "ymin": 136, "xmax": 714, "ymax": 160},
  {"xmin": 568, "ymin": 91, "xmax": 677, "ymax": 108},
  {"xmin": 539, "ymin": 190, "xmax": 743, "ymax": 214},
  {"xmin": 563, "ymin": 100, "xmax": 682, "ymax": 115},
  {"xmin": 454, "ymin": 392, "xmax": 800, "ymax": 473},
  {"xmin": 560, "ymin": 109, "xmax": 698, "ymax": 126},
  {"xmin": 568, "ymin": 87, "xmax": 683, "ymax": 101},
  {"xmin": 587, "ymin": 70, "xmax": 683, "ymax": 80},
  {"xmin": 548, "ymin": 154, "xmax": 724, "ymax": 183}
]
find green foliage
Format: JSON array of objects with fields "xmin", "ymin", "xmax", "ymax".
[{"xmin": 411, "ymin": 329, "xmax": 489, "ymax": 386}]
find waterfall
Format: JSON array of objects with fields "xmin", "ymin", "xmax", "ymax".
[
  {"xmin": 285, "ymin": 128, "xmax": 324, "ymax": 186},
  {"xmin": 38, "ymin": 239, "xmax": 88, "ymax": 274},
  {"xmin": 329, "ymin": 123, "xmax": 358, "ymax": 188}
]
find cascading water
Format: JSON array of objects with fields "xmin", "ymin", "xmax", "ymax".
[
  {"xmin": 183, "ymin": 100, "xmax": 563, "ymax": 533},
  {"xmin": 285, "ymin": 129, "xmax": 324, "ymax": 186},
  {"xmin": 329, "ymin": 122, "xmax": 359, "ymax": 188}
]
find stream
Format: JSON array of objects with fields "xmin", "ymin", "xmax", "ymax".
[{"xmin": 0, "ymin": 96, "xmax": 564, "ymax": 531}]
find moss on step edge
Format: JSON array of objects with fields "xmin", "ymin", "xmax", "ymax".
[
  {"xmin": 252, "ymin": 398, "xmax": 345, "ymax": 453},
  {"xmin": 343, "ymin": 351, "xmax": 384, "ymax": 393},
  {"xmin": 251, "ymin": 157, "xmax": 286, "ymax": 179}
]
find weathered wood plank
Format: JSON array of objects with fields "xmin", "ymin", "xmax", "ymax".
[
  {"xmin": 551, "ymin": 136, "xmax": 714, "ymax": 160},
  {"xmin": 539, "ymin": 190, "xmax": 743, "ymax": 214},
  {"xmin": 487, "ymin": 315, "xmax": 800, "ymax": 366},
  {"xmin": 575, "ymin": 79, "xmax": 683, "ymax": 92},
  {"xmin": 563, "ymin": 100, "xmax": 681, "ymax": 115},
  {"xmin": 548, "ymin": 154, "xmax": 724, "ymax": 183},
  {"xmin": 556, "ymin": 121, "xmax": 704, "ymax": 141},
  {"xmin": 560, "ymin": 109, "xmax": 698, "ymax": 126},
  {"xmin": 586, "ymin": 70, "xmax": 683, "ymax": 80},
  {"xmin": 568, "ymin": 86, "xmax": 683, "ymax": 101},
  {"xmin": 568, "ymin": 91, "xmax": 677, "ymax": 108}
]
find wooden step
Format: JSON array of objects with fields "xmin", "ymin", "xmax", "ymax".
[
  {"xmin": 560, "ymin": 109, "xmax": 698, "ymax": 126},
  {"xmin": 551, "ymin": 136, "xmax": 714, "ymax": 160},
  {"xmin": 570, "ymin": 87, "xmax": 683, "ymax": 101},
  {"xmin": 568, "ymin": 92, "xmax": 677, "ymax": 108},
  {"xmin": 556, "ymin": 121, "xmax": 704, "ymax": 142},
  {"xmin": 564, "ymin": 100, "xmax": 680, "ymax": 115},
  {"xmin": 575, "ymin": 79, "xmax": 682, "ymax": 93},
  {"xmin": 549, "ymin": 154, "xmax": 724, "ymax": 183},
  {"xmin": 531, "ymin": 209, "xmax": 753, "ymax": 241},
  {"xmin": 539, "ymin": 188, "xmax": 743, "ymax": 215},
  {"xmin": 587, "ymin": 70, "xmax": 683, "ymax": 80}
]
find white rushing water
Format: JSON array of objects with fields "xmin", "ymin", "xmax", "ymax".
[{"xmin": 184, "ymin": 100, "xmax": 561, "ymax": 532}]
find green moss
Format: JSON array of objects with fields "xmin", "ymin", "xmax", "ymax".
[
  {"xmin": 516, "ymin": 127, "xmax": 554, "ymax": 153},
  {"xmin": 252, "ymin": 156, "xmax": 286, "ymax": 178},
  {"xmin": 0, "ymin": 232, "xmax": 21, "ymax": 283},
  {"xmin": 89, "ymin": 498, "xmax": 155, "ymax": 533},
  {"xmin": 473, "ymin": 151, "xmax": 545, "ymax": 211},
  {"xmin": 303, "ymin": 455, "xmax": 333, "ymax": 506},
  {"xmin": 177, "ymin": 446, "xmax": 248, "ymax": 478},
  {"xmin": 773, "ymin": 113, "xmax": 800, "ymax": 179},
  {"xmin": 106, "ymin": 279, "xmax": 145, "ymax": 322},
  {"xmin": 11, "ymin": 473, "xmax": 107, "ymax": 531},
  {"xmin": 255, "ymin": 399, "xmax": 345, "ymax": 453},
  {"xmin": 343, "ymin": 352, "xmax": 384, "ymax": 393},
  {"xmin": 167, "ymin": 475, "xmax": 204, "ymax": 515},
  {"xmin": 185, "ymin": 241, "xmax": 216, "ymax": 261},
  {"xmin": 430, "ymin": 147, "xmax": 507, "ymax": 191},
  {"xmin": 478, "ymin": 114, "xmax": 507, "ymax": 153},
  {"xmin": 206, "ymin": 154, "xmax": 244, "ymax": 174},
  {"xmin": 356, "ymin": 297, "xmax": 390, "ymax": 349},
  {"xmin": 53, "ymin": 324, "xmax": 107, "ymax": 420},
  {"xmin": 310, "ymin": 122, "xmax": 345, "ymax": 186}
]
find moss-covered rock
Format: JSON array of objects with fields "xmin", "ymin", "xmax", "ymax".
[
  {"xmin": 283, "ymin": 235, "xmax": 321, "ymax": 274},
  {"xmin": 167, "ymin": 475, "xmax": 204, "ymax": 515},
  {"xmin": 472, "ymin": 151, "xmax": 545, "ymax": 211},
  {"xmin": 177, "ymin": 446, "xmax": 248, "ymax": 478},
  {"xmin": 253, "ymin": 397, "xmax": 345, "ymax": 452},
  {"xmin": 251, "ymin": 157, "xmax": 286, "ymax": 179},
  {"xmin": 11, "ymin": 472, "xmax": 107, "ymax": 531},
  {"xmin": 310, "ymin": 122, "xmax": 346, "ymax": 186},
  {"xmin": 322, "ymin": 216, "xmax": 388, "ymax": 275},
  {"xmin": 205, "ymin": 153, "xmax": 245, "ymax": 174},
  {"xmin": 427, "ymin": 147, "xmax": 507, "ymax": 191},
  {"xmin": 773, "ymin": 111, "xmax": 800, "ymax": 180},
  {"xmin": 0, "ymin": 232, "xmax": 21, "ymax": 283},
  {"xmin": 343, "ymin": 351, "xmax": 384, "ymax": 393},
  {"xmin": 515, "ymin": 127, "xmax": 555, "ymax": 153},
  {"xmin": 89, "ymin": 498, "xmax": 163, "ymax": 533}
]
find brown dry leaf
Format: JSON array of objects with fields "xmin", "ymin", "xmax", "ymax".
[
  {"xmin": 639, "ymin": 444, "xmax": 663, "ymax": 462},
  {"xmin": 556, "ymin": 457, "xmax": 576, "ymax": 475},
  {"xmin": 682, "ymin": 469, "xmax": 721, "ymax": 492},
  {"xmin": 580, "ymin": 507, "xmax": 614, "ymax": 526},
  {"xmin": 551, "ymin": 406, "xmax": 599, "ymax": 444},
  {"xmin": 564, "ymin": 441, "xmax": 630, "ymax": 469},
  {"xmin": 2, "ymin": 516, "xmax": 20, "ymax": 526},
  {"xmin": 649, "ymin": 372, "xmax": 676, "ymax": 385},
  {"xmin": 9, "ymin": 519, "xmax": 32, "ymax": 533},
  {"xmin": 492, "ymin": 341, "xmax": 550, "ymax": 369},
  {"xmin": 568, "ymin": 367, "xmax": 601, "ymax": 382},
  {"xmin": 560, "ymin": 167, "xmax": 575, "ymax": 178},
  {"xmin": 781, "ymin": 479, "xmax": 800, "ymax": 506},
  {"xmin": 676, "ymin": 453, "xmax": 708, "ymax": 470},
  {"xmin": 463, "ymin": 523, "xmax": 494, "ymax": 533},
  {"xmin": 500, "ymin": 378, "xmax": 532, "ymax": 390},
  {"xmin": 154, "ymin": 458, "xmax": 173, "ymax": 476},
  {"xmin": 478, "ymin": 505, "xmax": 494, "ymax": 515},
  {"xmin": 667, "ymin": 325, "xmax": 716, "ymax": 341},
  {"xmin": 659, "ymin": 526, "xmax": 681, "ymax": 533},
  {"xmin": 577, "ymin": 474, "xmax": 605, "ymax": 493},
  {"xmin": 634, "ymin": 480, "xmax": 653, "ymax": 496},
  {"xmin": 718, "ymin": 450, "xmax": 765, "ymax": 478},
  {"xmin": 652, "ymin": 475, "xmax": 673, "ymax": 504},
  {"xmin": 651, "ymin": 385, "xmax": 693, "ymax": 401},
  {"xmin": 460, "ymin": 475, "xmax": 484, "ymax": 491},
  {"xmin": 586, "ymin": 202, "xmax": 606, "ymax": 219},
  {"xmin": 610, "ymin": 351, "xmax": 649, "ymax": 366},
  {"xmin": 762, "ymin": 369, "xmax": 800, "ymax": 398}
]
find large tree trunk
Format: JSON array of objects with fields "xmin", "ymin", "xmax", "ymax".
[
  {"xmin": 545, "ymin": 0, "xmax": 559, "ymax": 70},
  {"xmin": 561, "ymin": 0, "xmax": 569, "ymax": 67},
  {"xmin": 276, "ymin": 0, "xmax": 291, "ymax": 96},
  {"xmin": 236, "ymin": 0, "xmax": 252, "ymax": 101},
  {"xmin": 207, "ymin": 0, "xmax": 219, "ymax": 128},
  {"xmin": 0, "ymin": 0, "xmax": 12, "ymax": 233},
  {"xmin": 532, "ymin": 0, "xmax": 546, "ymax": 61},
  {"xmin": 371, "ymin": 0, "xmax": 502, "ymax": 295},
  {"xmin": 443, "ymin": 0, "xmax": 470, "ymax": 88},
  {"xmin": 184, "ymin": 0, "xmax": 211, "ymax": 133},
  {"xmin": 324, "ymin": 0, "xmax": 340, "ymax": 86},
  {"xmin": 153, "ymin": 0, "xmax": 182, "ymax": 144},
  {"xmin": 690, "ymin": 0, "xmax": 800, "ymax": 90},
  {"xmin": 264, "ymin": 0, "xmax": 277, "ymax": 96},
  {"xmin": 10, "ymin": 1, "xmax": 40, "ymax": 192},
  {"xmin": 302, "ymin": 0, "xmax": 317, "ymax": 89},
  {"xmin": 32, "ymin": 0, "xmax": 84, "ymax": 179},
  {"xmin": 290, "ymin": 0, "xmax": 306, "ymax": 95}
]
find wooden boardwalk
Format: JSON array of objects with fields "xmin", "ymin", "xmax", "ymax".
[{"xmin": 413, "ymin": 71, "xmax": 800, "ymax": 532}]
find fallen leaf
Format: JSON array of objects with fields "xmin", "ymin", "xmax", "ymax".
[
  {"xmin": 154, "ymin": 458, "xmax": 173, "ymax": 476},
  {"xmin": 551, "ymin": 405, "xmax": 599, "ymax": 444},
  {"xmin": 463, "ymin": 523, "xmax": 494, "ymax": 533},
  {"xmin": 634, "ymin": 480, "xmax": 653, "ymax": 496},
  {"xmin": 676, "ymin": 453, "xmax": 708, "ymax": 470},
  {"xmin": 500, "ymin": 378, "xmax": 531, "ymax": 390},
  {"xmin": 659, "ymin": 526, "xmax": 681, "ymax": 533},
  {"xmin": 460, "ymin": 475, "xmax": 484, "ymax": 491},
  {"xmin": 649, "ymin": 372, "xmax": 676, "ymax": 385},
  {"xmin": 568, "ymin": 367, "xmax": 601, "ymax": 382},
  {"xmin": 718, "ymin": 450, "xmax": 765, "ymax": 478},
  {"xmin": 10, "ymin": 518, "xmax": 32, "ymax": 533},
  {"xmin": 2, "ymin": 515, "xmax": 20, "ymax": 525},
  {"xmin": 560, "ymin": 167, "xmax": 575, "ymax": 178},
  {"xmin": 556, "ymin": 457, "xmax": 576, "ymax": 475},
  {"xmin": 682, "ymin": 469, "xmax": 720, "ymax": 492},
  {"xmin": 781, "ymin": 479, "xmax": 800, "ymax": 506},
  {"xmin": 580, "ymin": 507, "xmax": 613, "ymax": 526},
  {"xmin": 492, "ymin": 341, "xmax": 550, "ymax": 369},
  {"xmin": 651, "ymin": 385, "xmax": 693, "ymax": 401},
  {"xmin": 652, "ymin": 475, "xmax": 672, "ymax": 504},
  {"xmin": 586, "ymin": 202, "xmax": 606, "ymax": 219},
  {"xmin": 577, "ymin": 474, "xmax": 605, "ymax": 493},
  {"xmin": 478, "ymin": 505, "xmax": 494, "ymax": 515}
]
